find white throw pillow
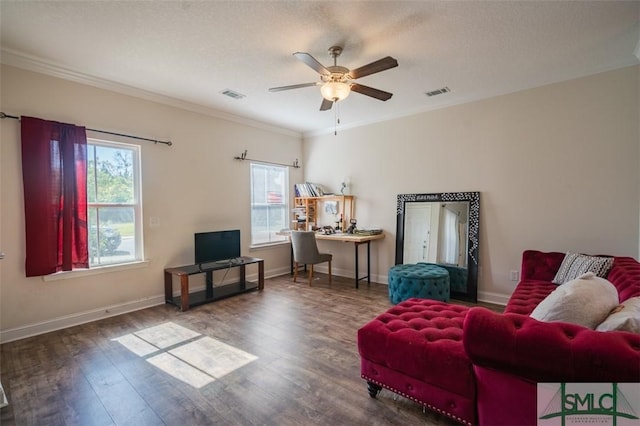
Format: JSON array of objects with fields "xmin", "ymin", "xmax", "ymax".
[
  {"xmin": 596, "ymin": 297, "xmax": 640, "ymax": 333},
  {"xmin": 531, "ymin": 272, "xmax": 619, "ymax": 329},
  {"xmin": 552, "ymin": 252, "xmax": 614, "ymax": 284}
]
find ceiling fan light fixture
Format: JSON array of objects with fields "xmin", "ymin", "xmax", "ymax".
[
  {"xmin": 269, "ymin": 46, "xmax": 397, "ymax": 111},
  {"xmin": 321, "ymin": 81, "xmax": 351, "ymax": 102}
]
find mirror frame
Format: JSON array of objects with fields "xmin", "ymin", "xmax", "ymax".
[{"xmin": 395, "ymin": 191, "xmax": 480, "ymax": 302}]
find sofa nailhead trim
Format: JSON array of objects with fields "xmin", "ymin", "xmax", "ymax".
[{"xmin": 361, "ymin": 375, "xmax": 473, "ymax": 426}]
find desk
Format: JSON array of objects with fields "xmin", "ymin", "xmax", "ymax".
[
  {"xmin": 280, "ymin": 231, "xmax": 385, "ymax": 288},
  {"xmin": 291, "ymin": 232, "xmax": 384, "ymax": 288},
  {"xmin": 315, "ymin": 233, "xmax": 384, "ymax": 288},
  {"xmin": 164, "ymin": 257, "xmax": 264, "ymax": 311}
]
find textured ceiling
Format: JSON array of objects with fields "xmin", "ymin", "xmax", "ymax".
[{"xmin": 1, "ymin": 1, "xmax": 639, "ymax": 136}]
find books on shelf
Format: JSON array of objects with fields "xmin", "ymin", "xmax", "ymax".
[{"xmin": 294, "ymin": 182, "xmax": 324, "ymax": 197}]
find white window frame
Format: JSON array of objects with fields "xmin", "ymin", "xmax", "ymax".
[
  {"xmin": 249, "ymin": 162, "xmax": 289, "ymax": 247},
  {"xmin": 87, "ymin": 138, "xmax": 144, "ymax": 267}
]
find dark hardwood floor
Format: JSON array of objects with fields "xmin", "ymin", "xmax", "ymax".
[{"xmin": 1, "ymin": 274, "xmax": 501, "ymax": 426}]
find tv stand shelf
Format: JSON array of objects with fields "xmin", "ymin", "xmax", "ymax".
[{"xmin": 164, "ymin": 256, "xmax": 264, "ymax": 311}]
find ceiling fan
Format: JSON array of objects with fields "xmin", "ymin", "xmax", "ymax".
[{"xmin": 269, "ymin": 46, "xmax": 398, "ymax": 111}]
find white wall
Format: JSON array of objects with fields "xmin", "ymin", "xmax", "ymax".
[
  {"xmin": 0, "ymin": 65, "xmax": 302, "ymax": 342},
  {"xmin": 303, "ymin": 66, "xmax": 640, "ymax": 303},
  {"xmin": 1, "ymin": 64, "xmax": 638, "ymax": 342}
]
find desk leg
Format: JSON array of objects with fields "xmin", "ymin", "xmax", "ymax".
[
  {"xmin": 367, "ymin": 241, "xmax": 371, "ymax": 284},
  {"xmin": 180, "ymin": 275, "xmax": 190, "ymax": 312},
  {"xmin": 355, "ymin": 242, "xmax": 360, "ymax": 288},
  {"xmin": 259, "ymin": 260, "xmax": 264, "ymax": 290},
  {"xmin": 354, "ymin": 241, "xmax": 372, "ymax": 289}
]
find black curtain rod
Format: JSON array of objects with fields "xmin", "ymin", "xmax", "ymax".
[
  {"xmin": 234, "ymin": 150, "xmax": 300, "ymax": 168},
  {"xmin": 0, "ymin": 112, "xmax": 172, "ymax": 146}
]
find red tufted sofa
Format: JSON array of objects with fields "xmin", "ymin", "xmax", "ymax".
[
  {"xmin": 357, "ymin": 250, "xmax": 640, "ymax": 425},
  {"xmin": 464, "ymin": 250, "xmax": 640, "ymax": 425}
]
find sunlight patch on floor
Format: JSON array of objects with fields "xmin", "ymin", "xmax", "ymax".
[
  {"xmin": 147, "ymin": 352, "xmax": 215, "ymax": 388},
  {"xmin": 133, "ymin": 321, "xmax": 201, "ymax": 348},
  {"xmin": 112, "ymin": 322, "xmax": 258, "ymax": 389},
  {"xmin": 169, "ymin": 337, "xmax": 258, "ymax": 378},
  {"xmin": 112, "ymin": 333, "xmax": 158, "ymax": 356}
]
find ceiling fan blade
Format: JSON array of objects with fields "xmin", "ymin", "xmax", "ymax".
[
  {"xmin": 269, "ymin": 82, "xmax": 320, "ymax": 92},
  {"xmin": 348, "ymin": 56, "xmax": 398, "ymax": 79},
  {"xmin": 293, "ymin": 52, "xmax": 331, "ymax": 76},
  {"xmin": 351, "ymin": 83, "xmax": 393, "ymax": 101},
  {"xmin": 320, "ymin": 98, "xmax": 333, "ymax": 111}
]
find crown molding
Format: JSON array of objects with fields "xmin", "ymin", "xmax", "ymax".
[
  {"xmin": 0, "ymin": 48, "xmax": 301, "ymax": 139},
  {"xmin": 304, "ymin": 60, "xmax": 640, "ymax": 139}
]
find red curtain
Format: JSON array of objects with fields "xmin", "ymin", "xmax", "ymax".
[{"xmin": 21, "ymin": 116, "xmax": 89, "ymax": 277}]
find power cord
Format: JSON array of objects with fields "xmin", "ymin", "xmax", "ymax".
[{"xmin": 218, "ymin": 263, "xmax": 232, "ymax": 286}]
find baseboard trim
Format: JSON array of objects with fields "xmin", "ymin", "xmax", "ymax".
[
  {"xmin": 0, "ymin": 296, "xmax": 165, "ymax": 344},
  {"xmin": 0, "ymin": 266, "xmax": 293, "ymax": 344},
  {"xmin": 477, "ymin": 291, "xmax": 509, "ymax": 306}
]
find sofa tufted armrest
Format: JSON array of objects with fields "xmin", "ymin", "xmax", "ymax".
[
  {"xmin": 520, "ymin": 250, "xmax": 566, "ymax": 282},
  {"xmin": 463, "ymin": 307, "xmax": 640, "ymax": 383}
]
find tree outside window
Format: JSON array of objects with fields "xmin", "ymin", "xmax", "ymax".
[{"xmin": 87, "ymin": 140, "xmax": 143, "ymax": 266}]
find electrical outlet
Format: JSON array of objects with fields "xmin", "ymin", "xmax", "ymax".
[
  {"xmin": 149, "ymin": 216, "xmax": 160, "ymax": 228},
  {"xmin": 510, "ymin": 270, "xmax": 519, "ymax": 281}
]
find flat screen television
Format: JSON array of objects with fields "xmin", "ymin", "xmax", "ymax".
[{"xmin": 194, "ymin": 230, "xmax": 241, "ymax": 264}]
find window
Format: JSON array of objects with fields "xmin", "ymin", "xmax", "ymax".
[
  {"xmin": 250, "ymin": 163, "xmax": 288, "ymax": 246},
  {"xmin": 87, "ymin": 139, "xmax": 143, "ymax": 266}
]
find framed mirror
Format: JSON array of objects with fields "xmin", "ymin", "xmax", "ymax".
[{"xmin": 396, "ymin": 192, "xmax": 480, "ymax": 302}]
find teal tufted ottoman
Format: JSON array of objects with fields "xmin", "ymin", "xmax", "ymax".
[
  {"xmin": 438, "ymin": 264, "xmax": 468, "ymax": 293},
  {"xmin": 388, "ymin": 263, "xmax": 450, "ymax": 304}
]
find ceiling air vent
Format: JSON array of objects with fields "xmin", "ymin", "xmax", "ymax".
[
  {"xmin": 425, "ymin": 87, "xmax": 450, "ymax": 97},
  {"xmin": 220, "ymin": 89, "xmax": 245, "ymax": 100}
]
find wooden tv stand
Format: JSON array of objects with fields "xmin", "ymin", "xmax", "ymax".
[{"xmin": 164, "ymin": 256, "xmax": 264, "ymax": 311}]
